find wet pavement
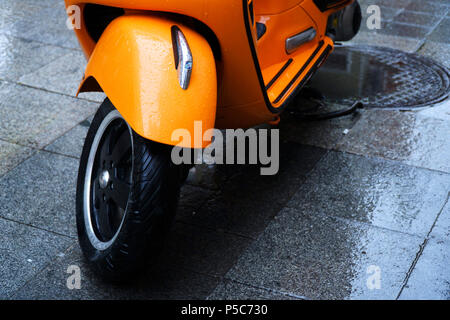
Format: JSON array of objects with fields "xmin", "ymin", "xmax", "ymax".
[{"xmin": 0, "ymin": 0, "xmax": 449, "ymax": 300}]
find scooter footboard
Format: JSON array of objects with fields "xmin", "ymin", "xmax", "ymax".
[{"xmin": 77, "ymin": 14, "xmax": 217, "ymax": 148}]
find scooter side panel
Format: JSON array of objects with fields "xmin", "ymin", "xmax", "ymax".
[{"xmin": 78, "ymin": 14, "xmax": 217, "ymax": 148}]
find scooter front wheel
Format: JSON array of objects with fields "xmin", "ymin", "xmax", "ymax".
[{"xmin": 76, "ymin": 99, "xmax": 180, "ymax": 281}]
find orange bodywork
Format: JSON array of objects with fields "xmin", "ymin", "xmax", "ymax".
[
  {"xmin": 65, "ymin": 0, "xmax": 353, "ymax": 147},
  {"xmin": 79, "ymin": 15, "xmax": 217, "ymax": 148}
]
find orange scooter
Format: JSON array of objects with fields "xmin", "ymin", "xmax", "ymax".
[{"xmin": 66, "ymin": 0, "xmax": 361, "ymax": 280}]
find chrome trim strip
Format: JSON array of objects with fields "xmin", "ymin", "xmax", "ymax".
[
  {"xmin": 286, "ymin": 28, "xmax": 317, "ymax": 54},
  {"xmin": 173, "ymin": 27, "xmax": 193, "ymax": 90}
]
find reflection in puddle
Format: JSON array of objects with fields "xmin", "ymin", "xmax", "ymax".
[{"xmin": 309, "ymin": 45, "xmax": 450, "ymax": 109}]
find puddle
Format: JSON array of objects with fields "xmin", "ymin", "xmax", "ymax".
[{"xmin": 307, "ymin": 45, "xmax": 450, "ymax": 109}]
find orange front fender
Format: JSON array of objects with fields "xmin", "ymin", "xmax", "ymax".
[{"xmin": 78, "ymin": 14, "xmax": 217, "ymax": 148}]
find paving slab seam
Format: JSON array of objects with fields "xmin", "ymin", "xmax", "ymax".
[
  {"xmin": 0, "ymin": 79, "xmax": 101, "ymax": 104},
  {"xmin": 423, "ymin": 14, "xmax": 448, "ymax": 38},
  {"xmin": 391, "ymin": 20, "xmax": 434, "ymax": 31},
  {"xmin": 390, "ymin": 7, "xmax": 407, "ymax": 25},
  {"xmin": 0, "ymin": 38, "xmax": 76, "ymax": 83},
  {"xmin": 0, "ymin": 138, "xmax": 43, "ymax": 156},
  {"xmin": 408, "ymin": 38, "xmax": 426, "ymax": 53},
  {"xmin": 0, "ymin": 118, "xmax": 89, "ymax": 180},
  {"xmin": 414, "ymin": 35, "xmax": 435, "ymax": 54},
  {"xmin": 38, "ymin": 112, "xmax": 96, "ymax": 151},
  {"xmin": 0, "ymin": 216, "xmax": 76, "ymax": 240},
  {"xmin": 0, "ymin": 108, "xmax": 94, "ymax": 152},
  {"xmin": 209, "ymin": 278, "xmax": 308, "ymax": 300},
  {"xmin": 413, "ymin": 11, "xmax": 448, "ymax": 52},
  {"xmin": 16, "ymin": 81, "xmax": 101, "ymax": 104},
  {"xmin": 396, "ymin": 192, "xmax": 450, "ymax": 299},
  {"xmin": 184, "ymin": 264, "xmax": 310, "ymax": 300},
  {"xmin": 416, "ymin": 40, "xmax": 428, "ymax": 53},
  {"xmin": 0, "ymin": 137, "xmax": 82, "ymax": 160},
  {"xmin": 385, "ymin": 5, "xmax": 405, "ymax": 17},
  {"xmin": 41, "ymin": 148, "xmax": 81, "ymax": 161}
]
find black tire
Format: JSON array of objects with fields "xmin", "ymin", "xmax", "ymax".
[{"xmin": 76, "ymin": 99, "xmax": 180, "ymax": 281}]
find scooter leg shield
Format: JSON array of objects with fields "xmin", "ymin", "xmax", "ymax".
[{"xmin": 77, "ymin": 14, "xmax": 217, "ymax": 148}]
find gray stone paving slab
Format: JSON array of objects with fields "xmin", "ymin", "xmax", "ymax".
[
  {"xmin": 360, "ymin": 5, "xmax": 401, "ymax": 23},
  {"xmin": 417, "ymin": 40, "xmax": 450, "ymax": 68},
  {"xmin": 395, "ymin": 10, "xmax": 442, "ymax": 28},
  {"xmin": 405, "ymin": 1, "xmax": 450, "ymax": 16},
  {"xmin": 184, "ymin": 164, "xmax": 231, "ymax": 191},
  {"xmin": 0, "ymin": 34, "xmax": 70, "ymax": 81},
  {"xmin": 10, "ymin": 244, "xmax": 219, "ymax": 300},
  {"xmin": 25, "ymin": 3, "xmax": 80, "ymax": 49},
  {"xmin": 0, "ymin": 2, "xmax": 80, "ymax": 50},
  {"xmin": 178, "ymin": 184, "xmax": 216, "ymax": 213},
  {"xmin": 337, "ymin": 110, "xmax": 450, "ymax": 174},
  {"xmin": 417, "ymin": 41, "xmax": 450, "ymax": 68},
  {"xmin": 44, "ymin": 117, "xmax": 91, "ymax": 159},
  {"xmin": 221, "ymin": 206, "xmax": 424, "ymax": 300},
  {"xmin": 0, "ymin": 151, "xmax": 79, "ymax": 238},
  {"xmin": 0, "ymin": 218, "xmax": 72, "ymax": 298},
  {"xmin": 399, "ymin": 238, "xmax": 450, "ymax": 299},
  {"xmin": 379, "ymin": 21, "xmax": 432, "ymax": 39},
  {"xmin": 1, "ymin": 0, "xmax": 57, "ymax": 10},
  {"xmin": 0, "ymin": 140, "xmax": 35, "ymax": 177},
  {"xmin": 427, "ymin": 17, "xmax": 450, "ymax": 44},
  {"xmin": 348, "ymin": 32, "xmax": 422, "ymax": 53},
  {"xmin": 358, "ymin": 17, "xmax": 433, "ymax": 40},
  {"xmin": 0, "ymin": 2, "xmax": 43, "ymax": 33},
  {"xmin": 18, "ymin": 51, "xmax": 106, "ymax": 102},
  {"xmin": 416, "ymin": 99, "xmax": 450, "ymax": 123},
  {"xmin": 358, "ymin": 0, "xmax": 412, "ymax": 10},
  {"xmin": 0, "ymin": 81, "xmax": 97, "ymax": 148},
  {"xmin": 279, "ymin": 106, "xmax": 362, "ymax": 150},
  {"xmin": 287, "ymin": 151, "xmax": 450, "ymax": 236},
  {"xmin": 178, "ymin": 143, "xmax": 327, "ymax": 239},
  {"xmin": 159, "ymin": 222, "xmax": 252, "ymax": 277}
]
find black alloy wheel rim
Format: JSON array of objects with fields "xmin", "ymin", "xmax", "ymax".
[{"xmin": 90, "ymin": 118, "xmax": 132, "ymax": 243}]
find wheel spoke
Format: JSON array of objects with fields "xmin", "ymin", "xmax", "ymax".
[
  {"xmin": 99, "ymin": 129, "xmax": 113, "ymax": 161},
  {"xmin": 95, "ymin": 197, "xmax": 114, "ymax": 240},
  {"xmin": 106, "ymin": 177, "xmax": 131, "ymax": 210},
  {"xmin": 93, "ymin": 177, "xmax": 102, "ymax": 208},
  {"xmin": 111, "ymin": 130, "xmax": 131, "ymax": 164}
]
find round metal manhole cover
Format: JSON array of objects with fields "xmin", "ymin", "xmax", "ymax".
[{"xmin": 307, "ymin": 45, "xmax": 450, "ymax": 109}]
